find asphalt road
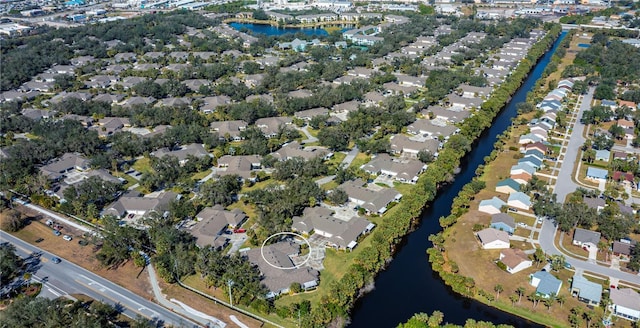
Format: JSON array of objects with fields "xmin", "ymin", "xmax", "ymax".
[
  {"xmin": 553, "ymin": 86, "xmax": 594, "ymax": 203},
  {"xmin": 0, "ymin": 231, "xmax": 201, "ymax": 328},
  {"xmin": 538, "ymin": 217, "xmax": 640, "ymax": 285}
]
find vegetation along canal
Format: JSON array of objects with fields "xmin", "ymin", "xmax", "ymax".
[{"xmin": 349, "ymin": 31, "xmax": 568, "ymax": 328}]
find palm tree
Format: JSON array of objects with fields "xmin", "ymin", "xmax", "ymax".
[
  {"xmin": 556, "ymin": 294, "xmax": 566, "ymax": 308},
  {"xmin": 494, "ymin": 284, "xmax": 504, "ymax": 300},
  {"xmin": 516, "ymin": 287, "xmax": 526, "ymax": 304},
  {"xmin": 528, "ymin": 292, "xmax": 540, "ymax": 309},
  {"xmin": 509, "ymin": 294, "xmax": 518, "ymax": 306},
  {"xmin": 583, "ymin": 310, "xmax": 595, "ymax": 328},
  {"xmin": 544, "ymin": 293, "xmax": 556, "ymax": 312}
]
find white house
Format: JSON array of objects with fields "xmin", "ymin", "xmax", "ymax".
[
  {"xmin": 477, "ymin": 228, "xmax": 510, "ymax": 249},
  {"xmin": 478, "ymin": 197, "xmax": 506, "ymax": 215},
  {"xmin": 610, "ymin": 288, "xmax": 640, "ymax": 321},
  {"xmin": 499, "ymin": 248, "xmax": 533, "ymax": 274},
  {"xmin": 507, "ymin": 192, "xmax": 532, "ymax": 211}
]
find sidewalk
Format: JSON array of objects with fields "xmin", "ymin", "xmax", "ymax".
[{"xmin": 147, "ymin": 264, "xmax": 224, "ymax": 328}]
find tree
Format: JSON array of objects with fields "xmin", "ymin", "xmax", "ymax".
[
  {"xmin": 583, "ymin": 309, "xmax": 596, "ymax": 328},
  {"xmin": 544, "ymin": 293, "xmax": 556, "ymax": 311},
  {"xmin": 318, "ymin": 126, "xmax": 349, "ymax": 151},
  {"xmin": 417, "ymin": 149, "xmax": 435, "ymax": 163},
  {"xmin": 327, "ymin": 188, "xmax": 349, "ymax": 206},
  {"xmin": 201, "ymin": 174, "xmax": 242, "ymax": 206},
  {"xmin": 509, "ymin": 294, "xmax": 519, "ymax": 306},
  {"xmin": 0, "ymin": 209, "xmax": 25, "ymax": 232},
  {"xmin": 533, "ymin": 248, "xmax": 546, "ymax": 267},
  {"xmin": 556, "ymin": 294, "xmax": 566, "ymax": 308},
  {"xmin": 494, "ymin": 284, "xmax": 503, "ymax": 300},
  {"xmin": 550, "ymin": 254, "xmax": 566, "ymax": 271},
  {"xmin": 0, "ymin": 243, "xmax": 21, "ymax": 285},
  {"xmin": 516, "ymin": 287, "xmax": 526, "ymax": 304}
]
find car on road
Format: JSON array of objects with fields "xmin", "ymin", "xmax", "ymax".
[
  {"xmin": 564, "ymin": 262, "xmax": 572, "ymax": 269},
  {"xmin": 63, "ymin": 235, "xmax": 72, "ymax": 241},
  {"xmin": 508, "ymin": 207, "xmax": 519, "ymax": 212},
  {"xmin": 35, "ymin": 238, "xmax": 44, "ymax": 243},
  {"xmin": 51, "ymin": 257, "xmax": 61, "ymax": 264},
  {"xmin": 53, "ymin": 230, "xmax": 61, "ymax": 236},
  {"xmin": 233, "ymin": 228, "xmax": 246, "ymax": 233}
]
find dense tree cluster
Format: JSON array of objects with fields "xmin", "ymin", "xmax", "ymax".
[
  {"xmin": 0, "ymin": 297, "xmax": 156, "ymax": 328},
  {"xmin": 0, "ymin": 243, "xmax": 22, "ymax": 286}
]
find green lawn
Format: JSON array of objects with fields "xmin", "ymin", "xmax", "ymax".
[
  {"xmin": 132, "ymin": 157, "xmax": 153, "ymax": 174},
  {"xmin": 191, "ymin": 170, "xmax": 212, "ymax": 181},
  {"xmin": 321, "ymin": 180, "xmax": 338, "ymax": 191},
  {"xmin": 348, "ymin": 153, "xmax": 370, "ymax": 169},
  {"xmin": 111, "ymin": 171, "xmax": 137, "ymax": 189}
]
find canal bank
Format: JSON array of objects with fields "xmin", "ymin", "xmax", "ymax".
[{"xmin": 347, "ymin": 31, "xmax": 568, "ymax": 328}]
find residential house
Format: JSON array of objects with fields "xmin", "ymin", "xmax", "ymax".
[
  {"xmin": 510, "ymin": 163, "xmax": 535, "ymax": 185},
  {"xmin": 518, "ymin": 155, "xmax": 543, "ymax": 170},
  {"xmin": 610, "ymin": 288, "xmax": 640, "ymax": 321},
  {"xmin": 294, "ymin": 107, "xmax": 329, "ymax": 121},
  {"xmin": 490, "ymin": 213, "xmax": 516, "ymax": 234},
  {"xmin": 270, "ymin": 142, "xmax": 331, "ymax": 162},
  {"xmin": 499, "ymin": 248, "xmax": 532, "ymax": 274},
  {"xmin": 524, "ymin": 142, "xmax": 548, "ymax": 155},
  {"xmin": 423, "ymin": 105, "xmax": 471, "ymax": 124},
  {"xmin": 360, "ymin": 153, "xmax": 426, "ymax": 184},
  {"xmin": 601, "ymin": 99, "xmax": 617, "ymax": 109},
  {"xmin": 557, "ymin": 79, "xmax": 574, "ymax": 91},
  {"xmin": 406, "ymin": 119, "xmax": 459, "ymax": 140},
  {"xmin": 210, "ymin": 120, "xmax": 247, "ymax": 141},
  {"xmin": 40, "ymin": 153, "xmax": 91, "ymax": 181},
  {"xmin": 338, "ymin": 179, "xmax": 402, "ymax": 215},
  {"xmin": 389, "ymin": 134, "xmax": 440, "ymax": 158},
  {"xmin": 585, "ymin": 167, "xmax": 608, "ymax": 182},
  {"xmin": 476, "ymin": 228, "xmax": 510, "ymax": 249},
  {"xmin": 507, "ymin": 192, "xmax": 531, "ymax": 211},
  {"xmin": 183, "ymin": 79, "xmax": 210, "ymax": 92},
  {"xmin": 92, "ymin": 117, "xmax": 130, "ymax": 137},
  {"xmin": 495, "ymin": 178, "xmax": 521, "ymax": 194},
  {"xmin": 121, "ymin": 96, "xmax": 156, "ymax": 108},
  {"xmin": 612, "ymin": 239, "xmax": 636, "ymax": 258},
  {"xmin": 519, "ymin": 133, "xmax": 543, "ymax": 145},
  {"xmin": 291, "ymin": 207, "xmax": 375, "ymax": 250},
  {"xmin": 583, "ymin": 197, "xmax": 606, "ymax": 212},
  {"xmin": 573, "ymin": 228, "xmax": 601, "ymax": 250},
  {"xmin": 200, "ymin": 95, "xmax": 232, "ymax": 114},
  {"xmin": 246, "ymin": 241, "xmax": 319, "ymax": 298},
  {"xmin": 102, "ymin": 191, "xmax": 178, "ymax": 219},
  {"xmin": 478, "ymin": 197, "xmax": 506, "ymax": 215},
  {"xmin": 189, "ymin": 205, "xmax": 247, "ymax": 247},
  {"xmin": 618, "ymin": 100, "xmax": 637, "ymax": 110},
  {"xmin": 530, "ymin": 271, "xmax": 562, "ymax": 298},
  {"xmin": 571, "ymin": 274, "xmax": 602, "ymax": 307},
  {"xmin": 151, "ymin": 143, "xmax": 209, "ymax": 165},
  {"xmin": 216, "ymin": 155, "xmax": 262, "ymax": 181},
  {"xmin": 255, "ymin": 116, "xmax": 292, "ymax": 138},
  {"xmin": 595, "ymin": 149, "xmax": 610, "ymax": 162}
]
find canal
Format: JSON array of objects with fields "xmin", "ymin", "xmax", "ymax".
[{"xmin": 348, "ymin": 31, "xmax": 568, "ymax": 328}]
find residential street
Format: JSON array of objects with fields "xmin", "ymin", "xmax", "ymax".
[
  {"xmin": 536, "ymin": 85, "xmax": 640, "ymax": 285},
  {"xmin": 0, "ymin": 231, "xmax": 200, "ymax": 328},
  {"xmin": 538, "ymin": 217, "xmax": 640, "ymax": 284},
  {"xmin": 553, "ymin": 86, "xmax": 594, "ymax": 203}
]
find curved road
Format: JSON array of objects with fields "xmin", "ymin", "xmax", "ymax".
[
  {"xmin": 539, "ymin": 86, "xmax": 640, "ymax": 285},
  {"xmin": 0, "ymin": 231, "xmax": 201, "ymax": 328}
]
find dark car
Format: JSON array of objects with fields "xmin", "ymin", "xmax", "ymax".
[
  {"xmin": 35, "ymin": 238, "xmax": 44, "ymax": 243},
  {"xmin": 51, "ymin": 257, "xmax": 61, "ymax": 264},
  {"xmin": 53, "ymin": 230, "xmax": 61, "ymax": 236}
]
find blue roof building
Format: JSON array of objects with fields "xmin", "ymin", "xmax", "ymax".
[
  {"xmin": 525, "ymin": 149, "xmax": 544, "ymax": 161},
  {"xmin": 595, "ymin": 149, "xmax": 610, "ymax": 162},
  {"xmin": 586, "ymin": 167, "xmax": 608, "ymax": 181},
  {"xmin": 601, "ymin": 99, "xmax": 616, "ymax": 108},
  {"xmin": 571, "ymin": 274, "xmax": 602, "ymax": 307},
  {"xmin": 519, "ymin": 155, "xmax": 543, "ymax": 169},
  {"xmin": 507, "ymin": 192, "xmax": 532, "ymax": 210},
  {"xmin": 495, "ymin": 178, "xmax": 521, "ymax": 194},
  {"xmin": 490, "ymin": 213, "xmax": 516, "ymax": 234},
  {"xmin": 530, "ymin": 271, "xmax": 562, "ymax": 298}
]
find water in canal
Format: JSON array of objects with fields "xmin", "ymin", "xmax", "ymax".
[
  {"xmin": 229, "ymin": 22, "xmax": 340, "ymax": 37},
  {"xmin": 348, "ymin": 31, "xmax": 568, "ymax": 328}
]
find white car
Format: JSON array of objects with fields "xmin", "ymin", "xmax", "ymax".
[
  {"xmin": 62, "ymin": 235, "xmax": 72, "ymax": 241},
  {"xmin": 517, "ymin": 222, "xmax": 527, "ymax": 227}
]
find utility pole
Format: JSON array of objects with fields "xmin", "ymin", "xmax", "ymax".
[{"xmin": 227, "ymin": 279, "xmax": 234, "ymax": 307}]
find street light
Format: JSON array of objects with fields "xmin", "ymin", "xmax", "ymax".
[{"xmin": 227, "ymin": 279, "xmax": 234, "ymax": 307}]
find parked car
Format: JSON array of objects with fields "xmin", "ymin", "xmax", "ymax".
[
  {"xmin": 51, "ymin": 257, "xmax": 61, "ymax": 264},
  {"xmin": 35, "ymin": 238, "xmax": 44, "ymax": 243},
  {"xmin": 53, "ymin": 230, "xmax": 61, "ymax": 236},
  {"xmin": 62, "ymin": 235, "xmax": 72, "ymax": 241},
  {"xmin": 233, "ymin": 228, "xmax": 246, "ymax": 233}
]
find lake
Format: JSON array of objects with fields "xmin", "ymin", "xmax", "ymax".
[{"xmin": 229, "ymin": 22, "xmax": 339, "ymax": 37}]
